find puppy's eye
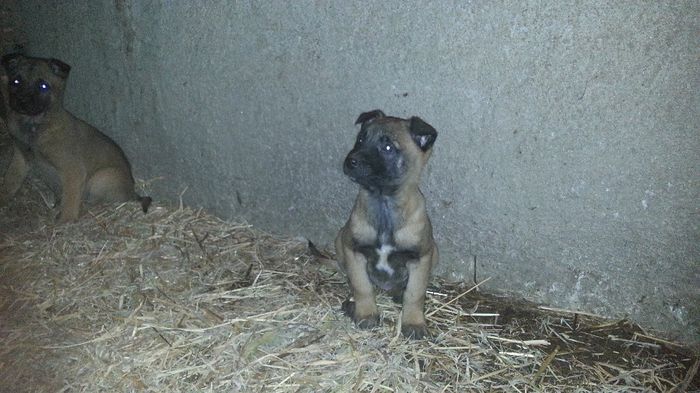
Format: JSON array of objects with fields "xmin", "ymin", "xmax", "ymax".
[
  {"xmin": 11, "ymin": 78, "xmax": 21, "ymax": 86},
  {"xmin": 383, "ymin": 143, "xmax": 394, "ymax": 152},
  {"xmin": 38, "ymin": 81, "xmax": 50, "ymax": 92}
]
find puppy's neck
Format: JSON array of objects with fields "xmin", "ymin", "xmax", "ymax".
[
  {"xmin": 366, "ymin": 193, "xmax": 395, "ymax": 244},
  {"xmin": 361, "ymin": 182, "xmax": 419, "ymax": 204},
  {"xmin": 359, "ymin": 183, "xmax": 421, "ymax": 241}
]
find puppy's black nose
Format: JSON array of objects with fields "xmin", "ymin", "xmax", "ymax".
[{"xmin": 344, "ymin": 153, "xmax": 359, "ymax": 170}]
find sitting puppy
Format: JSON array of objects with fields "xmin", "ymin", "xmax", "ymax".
[
  {"xmin": 0, "ymin": 54, "xmax": 150, "ymax": 221},
  {"xmin": 335, "ymin": 109, "xmax": 438, "ymax": 339}
]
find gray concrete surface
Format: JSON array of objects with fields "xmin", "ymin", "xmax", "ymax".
[{"xmin": 9, "ymin": 2, "xmax": 699, "ymax": 343}]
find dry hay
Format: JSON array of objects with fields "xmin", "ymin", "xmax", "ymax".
[{"xmin": 0, "ymin": 183, "xmax": 698, "ymax": 393}]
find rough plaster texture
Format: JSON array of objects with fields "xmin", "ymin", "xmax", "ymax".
[{"xmin": 11, "ymin": 2, "xmax": 699, "ymax": 343}]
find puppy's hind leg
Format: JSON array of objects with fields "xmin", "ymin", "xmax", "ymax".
[
  {"xmin": 86, "ymin": 167, "xmax": 133, "ymax": 203},
  {"xmin": 88, "ymin": 167, "xmax": 152, "ymax": 213}
]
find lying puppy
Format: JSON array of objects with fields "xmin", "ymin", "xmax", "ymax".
[
  {"xmin": 0, "ymin": 54, "xmax": 150, "ymax": 221},
  {"xmin": 335, "ymin": 109, "xmax": 438, "ymax": 339}
]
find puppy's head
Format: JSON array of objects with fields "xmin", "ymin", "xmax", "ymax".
[
  {"xmin": 343, "ymin": 110, "xmax": 437, "ymax": 195},
  {"xmin": 1, "ymin": 54, "xmax": 71, "ymax": 116}
]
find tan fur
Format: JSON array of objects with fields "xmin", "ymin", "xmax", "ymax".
[
  {"xmin": 0, "ymin": 55, "xmax": 149, "ymax": 222},
  {"xmin": 336, "ymin": 112, "xmax": 438, "ymax": 339}
]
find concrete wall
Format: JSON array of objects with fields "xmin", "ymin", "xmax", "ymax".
[
  {"xmin": 11, "ymin": 1, "xmax": 699, "ymax": 343},
  {"xmin": 0, "ymin": 0, "xmax": 25, "ymax": 55}
]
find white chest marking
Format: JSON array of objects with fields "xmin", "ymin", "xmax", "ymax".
[{"xmin": 376, "ymin": 244, "xmax": 395, "ymax": 275}]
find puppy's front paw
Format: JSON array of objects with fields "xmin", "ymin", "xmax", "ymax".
[
  {"xmin": 342, "ymin": 299, "xmax": 380, "ymax": 329},
  {"xmin": 402, "ymin": 323, "xmax": 429, "ymax": 340},
  {"xmin": 356, "ymin": 315, "xmax": 380, "ymax": 329},
  {"xmin": 57, "ymin": 213, "xmax": 78, "ymax": 223},
  {"xmin": 57, "ymin": 205, "xmax": 80, "ymax": 223}
]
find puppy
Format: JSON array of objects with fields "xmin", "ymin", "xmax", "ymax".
[
  {"xmin": 0, "ymin": 54, "xmax": 150, "ymax": 221},
  {"xmin": 335, "ymin": 109, "xmax": 438, "ymax": 339}
]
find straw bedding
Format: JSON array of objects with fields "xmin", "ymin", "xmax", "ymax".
[{"xmin": 0, "ymin": 166, "xmax": 698, "ymax": 392}]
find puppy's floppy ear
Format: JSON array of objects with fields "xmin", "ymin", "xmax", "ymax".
[
  {"xmin": 1, "ymin": 53, "xmax": 22, "ymax": 73},
  {"xmin": 409, "ymin": 116, "xmax": 437, "ymax": 151},
  {"xmin": 355, "ymin": 109, "xmax": 385, "ymax": 126},
  {"xmin": 48, "ymin": 59, "xmax": 71, "ymax": 79}
]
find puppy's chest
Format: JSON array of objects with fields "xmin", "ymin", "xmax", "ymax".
[
  {"xmin": 355, "ymin": 197, "xmax": 421, "ymax": 266},
  {"xmin": 354, "ymin": 237, "xmax": 418, "ymax": 291},
  {"xmin": 10, "ymin": 125, "xmax": 35, "ymax": 149},
  {"xmin": 355, "ymin": 240, "xmax": 419, "ymax": 269},
  {"xmin": 9, "ymin": 115, "xmax": 46, "ymax": 147}
]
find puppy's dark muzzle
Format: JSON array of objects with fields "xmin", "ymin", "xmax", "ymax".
[
  {"xmin": 9, "ymin": 93, "xmax": 49, "ymax": 116},
  {"xmin": 343, "ymin": 153, "xmax": 363, "ymax": 178}
]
